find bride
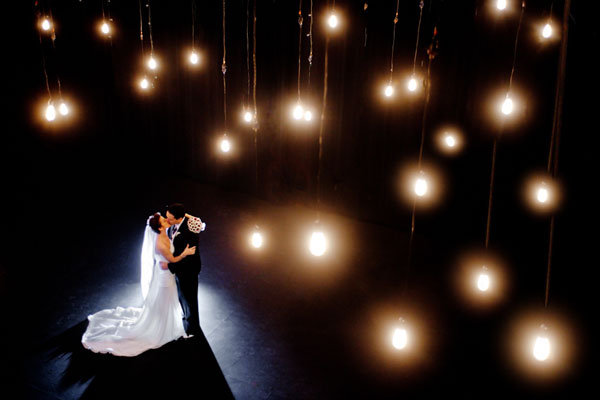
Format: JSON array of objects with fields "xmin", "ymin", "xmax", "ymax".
[{"xmin": 81, "ymin": 213, "xmax": 196, "ymax": 356}]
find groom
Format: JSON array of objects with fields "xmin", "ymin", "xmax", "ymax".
[{"xmin": 166, "ymin": 203, "xmax": 205, "ymax": 337}]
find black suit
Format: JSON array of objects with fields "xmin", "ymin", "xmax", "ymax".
[{"xmin": 168, "ymin": 216, "xmax": 202, "ymax": 336}]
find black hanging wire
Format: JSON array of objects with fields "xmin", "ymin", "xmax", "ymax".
[
  {"xmin": 363, "ymin": 2, "xmax": 368, "ymax": 47},
  {"xmin": 246, "ymin": 0, "xmax": 251, "ymax": 108},
  {"xmin": 147, "ymin": 1, "xmax": 154, "ymax": 56},
  {"xmin": 388, "ymin": 0, "xmax": 401, "ymax": 84},
  {"xmin": 544, "ymin": 0, "xmax": 570, "ymax": 308},
  {"xmin": 191, "ymin": 0, "xmax": 196, "ymax": 51},
  {"xmin": 412, "ymin": 1, "xmax": 425, "ymax": 75},
  {"xmin": 297, "ymin": 0, "xmax": 304, "ymax": 101},
  {"xmin": 222, "ymin": 0, "xmax": 228, "ymax": 132},
  {"xmin": 138, "ymin": 0, "xmax": 145, "ymax": 58},
  {"xmin": 34, "ymin": 3, "xmax": 52, "ymax": 101},
  {"xmin": 252, "ymin": 0, "xmax": 259, "ymax": 192},
  {"xmin": 307, "ymin": 0, "xmax": 314, "ymax": 88},
  {"xmin": 485, "ymin": 1, "xmax": 525, "ymax": 249}
]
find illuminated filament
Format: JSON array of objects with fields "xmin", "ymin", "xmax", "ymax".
[
  {"xmin": 533, "ymin": 336, "xmax": 551, "ymax": 361},
  {"xmin": 220, "ymin": 137, "xmax": 231, "ymax": 153},
  {"xmin": 496, "ymin": 0, "xmax": 507, "ymax": 11},
  {"xmin": 444, "ymin": 134, "xmax": 456, "ymax": 148},
  {"xmin": 147, "ymin": 57, "xmax": 158, "ymax": 70},
  {"xmin": 58, "ymin": 102, "xmax": 69, "ymax": 116},
  {"xmin": 536, "ymin": 186, "xmax": 549, "ymax": 203},
  {"xmin": 189, "ymin": 51, "xmax": 199, "ymax": 65},
  {"xmin": 414, "ymin": 177, "xmax": 428, "ymax": 197},
  {"xmin": 140, "ymin": 78, "xmax": 150, "ymax": 90},
  {"xmin": 251, "ymin": 231, "xmax": 263, "ymax": 248},
  {"xmin": 101, "ymin": 22, "xmax": 110, "ymax": 35},
  {"xmin": 293, "ymin": 104, "xmax": 304, "ymax": 120},
  {"xmin": 309, "ymin": 231, "xmax": 327, "ymax": 257},
  {"xmin": 392, "ymin": 327, "xmax": 408, "ymax": 350},
  {"xmin": 542, "ymin": 23, "xmax": 552, "ymax": 39},
  {"xmin": 243, "ymin": 110, "xmax": 254, "ymax": 123},
  {"xmin": 303, "ymin": 110, "xmax": 313, "ymax": 121},
  {"xmin": 407, "ymin": 77, "xmax": 418, "ymax": 92},
  {"xmin": 327, "ymin": 13, "xmax": 339, "ymax": 29},
  {"xmin": 501, "ymin": 96, "xmax": 513, "ymax": 115},
  {"xmin": 45, "ymin": 103, "xmax": 56, "ymax": 121},
  {"xmin": 41, "ymin": 18, "xmax": 51, "ymax": 31},
  {"xmin": 384, "ymin": 84, "xmax": 394, "ymax": 98}
]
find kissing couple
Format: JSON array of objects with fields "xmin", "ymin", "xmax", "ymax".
[{"xmin": 82, "ymin": 203, "xmax": 206, "ymax": 356}]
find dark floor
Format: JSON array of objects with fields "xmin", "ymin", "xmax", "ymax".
[{"xmin": 5, "ymin": 176, "xmax": 593, "ymax": 399}]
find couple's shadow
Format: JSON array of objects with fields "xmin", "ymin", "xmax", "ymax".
[{"xmin": 41, "ymin": 320, "xmax": 234, "ymax": 398}]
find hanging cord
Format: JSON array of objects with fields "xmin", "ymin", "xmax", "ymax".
[
  {"xmin": 405, "ymin": 26, "xmax": 437, "ymax": 293},
  {"xmin": 508, "ymin": 1, "xmax": 525, "ymax": 93},
  {"xmin": 147, "ymin": 1, "xmax": 154, "ymax": 56},
  {"xmin": 307, "ymin": 0, "xmax": 314, "ymax": 88},
  {"xmin": 35, "ymin": 6, "xmax": 52, "ymax": 100},
  {"xmin": 363, "ymin": 2, "xmax": 368, "ymax": 47},
  {"xmin": 246, "ymin": 0, "xmax": 251, "ymax": 106},
  {"xmin": 316, "ymin": 37, "xmax": 330, "ymax": 220},
  {"xmin": 138, "ymin": 0, "xmax": 145, "ymax": 57},
  {"xmin": 412, "ymin": 1, "xmax": 424, "ymax": 75},
  {"xmin": 297, "ymin": 0, "xmax": 304, "ymax": 101},
  {"xmin": 191, "ymin": 0, "xmax": 196, "ymax": 50},
  {"xmin": 222, "ymin": 0, "xmax": 228, "ymax": 131},
  {"xmin": 388, "ymin": 0, "xmax": 400, "ymax": 82},
  {"xmin": 544, "ymin": 0, "xmax": 570, "ymax": 308},
  {"xmin": 252, "ymin": 0, "xmax": 259, "ymax": 192}
]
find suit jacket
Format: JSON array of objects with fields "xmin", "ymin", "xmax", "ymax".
[{"xmin": 168, "ymin": 215, "xmax": 202, "ymax": 275}]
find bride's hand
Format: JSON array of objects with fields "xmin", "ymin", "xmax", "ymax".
[{"xmin": 183, "ymin": 244, "xmax": 196, "ymax": 257}]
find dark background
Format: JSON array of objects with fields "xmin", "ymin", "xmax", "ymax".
[{"xmin": 4, "ymin": 0, "xmax": 597, "ymax": 397}]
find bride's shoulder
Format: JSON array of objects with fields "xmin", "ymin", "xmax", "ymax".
[{"xmin": 185, "ymin": 214, "xmax": 202, "ymax": 233}]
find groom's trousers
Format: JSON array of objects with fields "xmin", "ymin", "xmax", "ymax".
[{"xmin": 174, "ymin": 269, "xmax": 201, "ymax": 335}]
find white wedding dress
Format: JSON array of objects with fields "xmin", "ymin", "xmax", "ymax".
[{"xmin": 81, "ymin": 226, "xmax": 185, "ymax": 356}]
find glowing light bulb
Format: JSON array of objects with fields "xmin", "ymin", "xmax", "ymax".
[
  {"xmin": 327, "ymin": 13, "xmax": 339, "ymax": 29},
  {"xmin": 444, "ymin": 134, "xmax": 456, "ymax": 148},
  {"xmin": 542, "ymin": 23, "xmax": 552, "ymax": 39},
  {"xmin": 147, "ymin": 57, "xmax": 157, "ymax": 70},
  {"xmin": 140, "ymin": 78, "xmax": 149, "ymax": 89},
  {"xmin": 496, "ymin": 0, "xmax": 507, "ymax": 11},
  {"xmin": 392, "ymin": 327, "xmax": 408, "ymax": 350},
  {"xmin": 41, "ymin": 18, "xmax": 51, "ymax": 31},
  {"xmin": 58, "ymin": 102, "xmax": 69, "ymax": 116},
  {"xmin": 407, "ymin": 77, "xmax": 418, "ymax": 92},
  {"xmin": 537, "ymin": 186, "xmax": 549, "ymax": 203},
  {"xmin": 243, "ymin": 110, "xmax": 253, "ymax": 123},
  {"xmin": 101, "ymin": 22, "xmax": 110, "ymax": 35},
  {"xmin": 220, "ymin": 137, "xmax": 231, "ymax": 153},
  {"xmin": 477, "ymin": 273, "xmax": 490, "ymax": 292},
  {"xmin": 414, "ymin": 177, "xmax": 428, "ymax": 197},
  {"xmin": 45, "ymin": 103, "xmax": 56, "ymax": 121},
  {"xmin": 293, "ymin": 104, "xmax": 304, "ymax": 120},
  {"xmin": 501, "ymin": 96, "xmax": 513, "ymax": 115},
  {"xmin": 303, "ymin": 110, "xmax": 313, "ymax": 121},
  {"xmin": 533, "ymin": 336, "xmax": 551, "ymax": 361},
  {"xmin": 189, "ymin": 51, "xmax": 199, "ymax": 65},
  {"xmin": 251, "ymin": 231, "xmax": 263, "ymax": 248},
  {"xmin": 384, "ymin": 84, "xmax": 394, "ymax": 98},
  {"xmin": 309, "ymin": 231, "xmax": 327, "ymax": 256}
]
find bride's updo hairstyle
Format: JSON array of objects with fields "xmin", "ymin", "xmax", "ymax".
[{"xmin": 147, "ymin": 212, "xmax": 163, "ymax": 233}]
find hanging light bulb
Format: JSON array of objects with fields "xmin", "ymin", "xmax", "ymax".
[
  {"xmin": 309, "ymin": 230, "xmax": 327, "ymax": 257},
  {"xmin": 100, "ymin": 21, "xmax": 110, "ymax": 35},
  {"xmin": 501, "ymin": 96, "xmax": 513, "ymax": 115},
  {"xmin": 533, "ymin": 324, "xmax": 551, "ymax": 362},
  {"xmin": 414, "ymin": 174, "xmax": 428, "ymax": 197},
  {"xmin": 58, "ymin": 101, "xmax": 69, "ymax": 116},
  {"xmin": 220, "ymin": 136, "xmax": 231, "ymax": 153},
  {"xmin": 444, "ymin": 133, "xmax": 456, "ymax": 148},
  {"xmin": 542, "ymin": 22, "xmax": 552, "ymax": 39},
  {"xmin": 40, "ymin": 18, "xmax": 52, "ymax": 32},
  {"xmin": 477, "ymin": 266, "xmax": 490, "ymax": 292},
  {"xmin": 251, "ymin": 230, "xmax": 263, "ymax": 249},
  {"xmin": 189, "ymin": 51, "xmax": 199, "ymax": 65},
  {"xmin": 243, "ymin": 110, "xmax": 254, "ymax": 123},
  {"xmin": 303, "ymin": 110, "xmax": 313, "ymax": 121},
  {"xmin": 45, "ymin": 102, "xmax": 56, "ymax": 122},
  {"xmin": 496, "ymin": 0, "xmax": 507, "ymax": 11},
  {"xmin": 407, "ymin": 76, "xmax": 418, "ymax": 92},
  {"xmin": 292, "ymin": 103, "xmax": 304, "ymax": 120},
  {"xmin": 147, "ymin": 56, "xmax": 158, "ymax": 70},
  {"xmin": 139, "ymin": 77, "xmax": 150, "ymax": 90},
  {"xmin": 384, "ymin": 84, "xmax": 394, "ymax": 98},
  {"xmin": 536, "ymin": 183, "xmax": 549, "ymax": 204},
  {"xmin": 392, "ymin": 318, "xmax": 408, "ymax": 350},
  {"xmin": 327, "ymin": 13, "xmax": 339, "ymax": 29}
]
